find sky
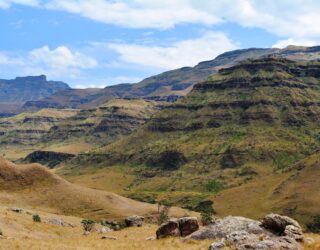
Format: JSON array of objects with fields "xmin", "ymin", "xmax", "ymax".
[{"xmin": 1, "ymin": 0, "xmax": 320, "ymax": 88}]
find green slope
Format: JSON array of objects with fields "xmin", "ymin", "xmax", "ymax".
[{"xmin": 59, "ymin": 57, "xmax": 320, "ymax": 222}]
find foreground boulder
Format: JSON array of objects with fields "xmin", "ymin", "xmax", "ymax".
[
  {"xmin": 178, "ymin": 217, "xmax": 199, "ymax": 237},
  {"xmin": 156, "ymin": 219, "xmax": 180, "ymax": 239},
  {"xmin": 125, "ymin": 215, "xmax": 144, "ymax": 227},
  {"xmin": 156, "ymin": 217, "xmax": 199, "ymax": 239},
  {"xmin": 186, "ymin": 215, "xmax": 302, "ymax": 250},
  {"xmin": 262, "ymin": 213, "xmax": 303, "ymax": 241}
]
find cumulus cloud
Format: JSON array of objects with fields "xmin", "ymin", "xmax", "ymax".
[
  {"xmin": 43, "ymin": 0, "xmax": 220, "ymax": 29},
  {"xmin": 0, "ymin": 46, "xmax": 98, "ymax": 78},
  {"xmin": 109, "ymin": 32, "xmax": 237, "ymax": 69}
]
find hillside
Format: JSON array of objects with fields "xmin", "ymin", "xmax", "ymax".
[
  {"xmin": 0, "ymin": 156, "xmax": 191, "ymax": 220},
  {"xmin": 59, "ymin": 57, "xmax": 320, "ymax": 223},
  {"xmin": 0, "ymin": 99, "xmax": 163, "ymax": 161},
  {"xmin": 21, "ymin": 45, "xmax": 320, "ymax": 111},
  {"xmin": 0, "ymin": 75, "xmax": 70, "ymax": 114}
]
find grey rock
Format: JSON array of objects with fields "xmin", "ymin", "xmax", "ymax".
[
  {"xmin": 208, "ymin": 241, "xmax": 226, "ymax": 249},
  {"xmin": 156, "ymin": 219, "xmax": 180, "ymax": 239},
  {"xmin": 261, "ymin": 214, "xmax": 301, "ymax": 234},
  {"xmin": 98, "ymin": 227, "xmax": 113, "ymax": 233},
  {"xmin": 125, "ymin": 215, "xmax": 144, "ymax": 227},
  {"xmin": 187, "ymin": 216, "xmax": 265, "ymax": 240},
  {"xmin": 178, "ymin": 217, "xmax": 199, "ymax": 237}
]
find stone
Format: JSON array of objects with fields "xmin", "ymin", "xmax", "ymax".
[
  {"xmin": 261, "ymin": 214, "xmax": 301, "ymax": 234},
  {"xmin": 101, "ymin": 236, "xmax": 117, "ymax": 240},
  {"xmin": 156, "ymin": 219, "xmax": 180, "ymax": 239},
  {"xmin": 47, "ymin": 218, "xmax": 65, "ymax": 226},
  {"xmin": 146, "ymin": 236, "xmax": 156, "ymax": 241},
  {"xmin": 284, "ymin": 225, "xmax": 304, "ymax": 241},
  {"xmin": 98, "ymin": 227, "xmax": 112, "ymax": 233},
  {"xmin": 125, "ymin": 215, "xmax": 144, "ymax": 227},
  {"xmin": 304, "ymin": 237, "xmax": 315, "ymax": 246},
  {"xmin": 11, "ymin": 208, "xmax": 23, "ymax": 213},
  {"xmin": 178, "ymin": 217, "xmax": 199, "ymax": 237},
  {"xmin": 208, "ymin": 241, "xmax": 225, "ymax": 249}
]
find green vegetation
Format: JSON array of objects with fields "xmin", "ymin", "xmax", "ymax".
[
  {"xmin": 307, "ymin": 216, "xmax": 320, "ymax": 233},
  {"xmin": 205, "ymin": 180, "xmax": 224, "ymax": 193},
  {"xmin": 32, "ymin": 214, "xmax": 41, "ymax": 223},
  {"xmin": 81, "ymin": 219, "xmax": 96, "ymax": 232}
]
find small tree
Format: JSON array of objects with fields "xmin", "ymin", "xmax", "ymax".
[
  {"xmin": 33, "ymin": 214, "xmax": 41, "ymax": 223},
  {"xmin": 157, "ymin": 203, "xmax": 170, "ymax": 225},
  {"xmin": 81, "ymin": 219, "xmax": 96, "ymax": 232}
]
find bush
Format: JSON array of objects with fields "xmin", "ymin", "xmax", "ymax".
[
  {"xmin": 201, "ymin": 208, "xmax": 214, "ymax": 225},
  {"xmin": 206, "ymin": 180, "xmax": 223, "ymax": 193},
  {"xmin": 32, "ymin": 214, "xmax": 41, "ymax": 222},
  {"xmin": 81, "ymin": 219, "xmax": 96, "ymax": 232},
  {"xmin": 307, "ymin": 215, "xmax": 320, "ymax": 233},
  {"xmin": 157, "ymin": 204, "xmax": 170, "ymax": 225}
]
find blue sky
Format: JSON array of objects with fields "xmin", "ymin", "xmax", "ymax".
[{"xmin": 1, "ymin": 0, "xmax": 320, "ymax": 88}]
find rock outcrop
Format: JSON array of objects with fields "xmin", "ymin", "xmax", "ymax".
[
  {"xmin": 125, "ymin": 215, "xmax": 144, "ymax": 227},
  {"xmin": 186, "ymin": 214, "xmax": 303, "ymax": 250}
]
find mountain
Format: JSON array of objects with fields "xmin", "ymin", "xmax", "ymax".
[
  {"xmin": 0, "ymin": 99, "xmax": 163, "ymax": 161},
  {"xmin": 21, "ymin": 45, "xmax": 320, "ymax": 112},
  {"xmin": 0, "ymin": 75, "xmax": 70, "ymax": 116},
  {"xmin": 59, "ymin": 57, "xmax": 320, "ymax": 223}
]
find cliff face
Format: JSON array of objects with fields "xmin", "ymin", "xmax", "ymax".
[{"xmin": 0, "ymin": 75, "xmax": 70, "ymax": 105}]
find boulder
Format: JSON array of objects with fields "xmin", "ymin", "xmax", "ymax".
[
  {"xmin": 178, "ymin": 217, "xmax": 199, "ymax": 237},
  {"xmin": 187, "ymin": 216, "xmax": 265, "ymax": 240},
  {"xmin": 261, "ymin": 214, "xmax": 301, "ymax": 234},
  {"xmin": 125, "ymin": 215, "xmax": 144, "ymax": 227},
  {"xmin": 185, "ymin": 215, "xmax": 303, "ymax": 250},
  {"xmin": 156, "ymin": 219, "xmax": 180, "ymax": 239}
]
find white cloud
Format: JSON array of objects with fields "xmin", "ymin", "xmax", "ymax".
[
  {"xmin": 0, "ymin": 46, "xmax": 98, "ymax": 79},
  {"xmin": 272, "ymin": 38, "xmax": 320, "ymax": 49},
  {"xmin": 0, "ymin": 0, "xmax": 38, "ymax": 8},
  {"xmin": 44, "ymin": 0, "xmax": 221, "ymax": 29},
  {"xmin": 108, "ymin": 32, "xmax": 237, "ymax": 70}
]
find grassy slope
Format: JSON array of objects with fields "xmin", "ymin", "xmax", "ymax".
[
  {"xmin": 0, "ymin": 157, "xmax": 193, "ymax": 220},
  {"xmin": 59, "ymin": 58, "xmax": 320, "ymax": 223}
]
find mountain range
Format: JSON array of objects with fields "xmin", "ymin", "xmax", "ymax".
[{"xmin": 1, "ymin": 45, "xmax": 320, "ymax": 226}]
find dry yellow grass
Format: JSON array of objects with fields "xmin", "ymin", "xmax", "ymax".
[
  {"xmin": 0, "ymin": 157, "xmax": 194, "ymax": 221},
  {"xmin": 0, "ymin": 205, "xmax": 210, "ymax": 250},
  {"xmin": 0, "ymin": 204, "xmax": 319, "ymax": 250}
]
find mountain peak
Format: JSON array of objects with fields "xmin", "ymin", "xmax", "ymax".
[{"xmin": 15, "ymin": 75, "xmax": 47, "ymax": 82}]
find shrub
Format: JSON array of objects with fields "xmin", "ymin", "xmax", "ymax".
[
  {"xmin": 32, "ymin": 214, "xmax": 41, "ymax": 223},
  {"xmin": 200, "ymin": 208, "xmax": 214, "ymax": 225},
  {"xmin": 307, "ymin": 215, "xmax": 320, "ymax": 233},
  {"xmin": 157, "ymin": 204, "xmax": 170, "ymax": 225},
  {"xmin": 206, "ymin": 180, "xmax": 223, "ymax": 193},
  {"xmin": 81, "ymin": 219, "xmax": 96, "ymax": 232}
]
